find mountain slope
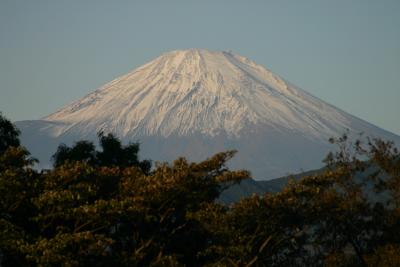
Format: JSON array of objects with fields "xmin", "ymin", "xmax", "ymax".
[{"xmin": 16, "ymin": 49, "xmax": 400, "ymax": 179}]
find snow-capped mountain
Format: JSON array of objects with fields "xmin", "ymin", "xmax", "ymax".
[{"xmin": 16, "ymin": 49, "xmax": 400, "ymax": 179}]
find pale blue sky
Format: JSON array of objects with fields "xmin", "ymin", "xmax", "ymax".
[{"xmin": 1, "ymin": 0, "xmax": 399, "ymax": 134}]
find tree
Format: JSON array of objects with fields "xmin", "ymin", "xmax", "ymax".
[
  {"xmin": 52, "ymin": 141, "xmax": 96, "ymax": 167},
  {"xmin": 193, "ymin": 135, "xmax": 400, "ymax": 267},
  {"xmin": 2, "ymin": 109, "xmax": 400, "ymax": 266},
  {"xmin": 0, "ymin": 114, "xmax": 37, "ymax": 266},
  {"xmin": 1, "ymin": 119, "xmax": 249, "ymax": 266},
  {"xmin": 52, "ymin": 132, "xmax": 151, "ymax": 173},
  {"xmin": 0, "ymin": 113, "xmax": 20, "ymax": 154},
  {"xmin": 221, "ymin": 135, "xmax": 400, "ymax": 267},
  {"xmin": 1, "ymin": 152, "xmax": 247, "ymax": 266}
]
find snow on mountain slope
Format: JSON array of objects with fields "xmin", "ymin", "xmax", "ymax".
[
  {"xmin": 44, "ymin": 49, "xmax": 350, "ymax": 139},
  {"xmin": 16, "ymin": 49, "xmax": 400, "ymax": 179}
]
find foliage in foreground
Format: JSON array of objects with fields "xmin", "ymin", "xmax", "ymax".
[{"xmin": 1, "ymin": 113, "xmax": 400, "ymax": 266}]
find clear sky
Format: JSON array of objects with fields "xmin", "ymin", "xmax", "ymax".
[{"xmin": 1, "ymin": 0, "xmax": 399, "ymax": 135}]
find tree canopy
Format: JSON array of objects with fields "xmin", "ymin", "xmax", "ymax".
[
  {"xmin": 52, "ymin": 132, "xmax": 151, "ymax": 173},
  {"xmin": 1, "ymin": 113, "xmax": 400, "ymax": 266},
  {"xmin": 0, "ymin": 113, "xmax": 20, "ymax": 154}
]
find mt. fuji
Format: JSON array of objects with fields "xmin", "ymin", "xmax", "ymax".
[{"xmin": 16, "ymin": 49, "xmax": 400, "ymax": 179}]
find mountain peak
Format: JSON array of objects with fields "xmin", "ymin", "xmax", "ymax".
[
  {"xmin": 43, "ymin": 49, "xmax": 387, "ymax": 141},
  {"xmin": 18, "ymin": 49, "xmax": 400, "ymax": 178},
  {"xmin": 161, "ymin": 48, "xmax": 231, "ymax": 56}
]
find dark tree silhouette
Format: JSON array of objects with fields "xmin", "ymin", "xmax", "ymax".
[
  {"xmin": 0, "ymin": 113, "xmax": 20, "ymax": 154},
  {"xmin": 52, "ymin": 141, "xmax": 96, "ymax": 167},
  {"xmin": 52, "ymin": 132, "xmax": 151, "ymax": 173},
  {"xmin": 2, "ymin": 110, "xmax": 400, "ymax": 266}
]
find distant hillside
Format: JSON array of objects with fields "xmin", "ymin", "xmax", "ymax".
[{"xmin": 220, "ymin": 168, "xmax": 325, "ymax": 204}]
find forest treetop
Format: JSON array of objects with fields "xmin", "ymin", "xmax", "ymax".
[{"xmin": 0, "ymin": 113, "xmax": 399, "ymax": 266}]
